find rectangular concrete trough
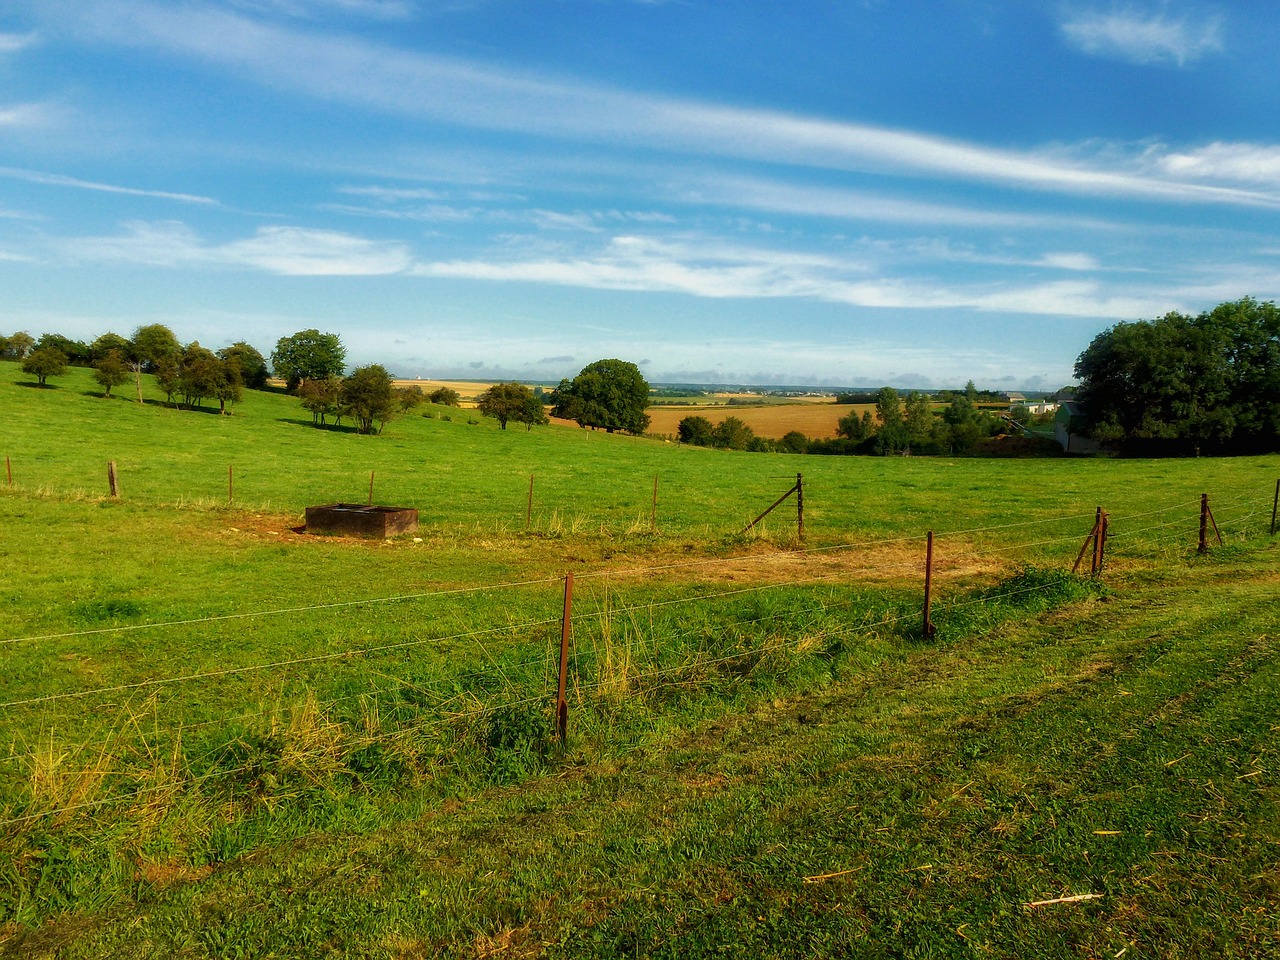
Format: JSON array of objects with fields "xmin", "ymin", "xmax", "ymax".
[{"xmin": 304, "ymin": 503, "xmax": 419, "ymax": 538}]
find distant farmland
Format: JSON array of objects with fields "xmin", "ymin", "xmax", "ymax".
[{"xmin": 646, "ymin": 402, "xmax": 873, "ymax": 440}]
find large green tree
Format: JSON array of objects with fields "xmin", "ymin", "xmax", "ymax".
[
  {"xmin": 130, "ymin": 324, "xmax": 182, "ymax": 404},
  {"xmin": 2, "ymin": 331, "xmax": 34, "ymax": 359},
  {"xmin": 551, "ymin": 359, "xmax": 650, "ymax": 434},
  {"xmin": 272, "ymin": 329, "xmax": 346, "ymax": 392},
  {"xmin": 1074, "ymin": 298, "xmax": 1279, "ymax": 453},
  {"xmin": 874, "ymin": 387, "xmax": 908, "ymax": 455},
  {"xmin": 218, "ymin": 342, "xmax": 270, "ymax": 390},
  {"xmin": 21, "ymin": 347, "xmax": 68, "ymax": 387},
  {"xmin": 340, "ymin": 365, "xmax": 394, "ymax": 435},
  {"xmin": 677, "ymin": 415, "xmax": 715, "ymax": 446},
  {"xmin": 477, "ymin": 382, "xmax": 546, "ymax": 430},
  {"xmin": 93, "ymin": 349, "xmax": 130, "ymax": 398},
  {"xmin": 35, "ymin": 333, "xmax": 90, "ymax": 366}
]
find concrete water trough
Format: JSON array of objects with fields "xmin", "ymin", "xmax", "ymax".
[{"xmin": 304, "ymin": 503, "xmax": 419, "ymax": 538}]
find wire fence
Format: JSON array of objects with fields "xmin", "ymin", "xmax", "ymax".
[{"xmin": 0, "ymin": 481, "xmax": 1275, "ymax": 833}]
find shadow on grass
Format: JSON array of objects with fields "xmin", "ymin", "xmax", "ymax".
[
  {"xmin": 13, "ymin": 380, "xmax": 56, "ymax": 389},
  {"xmin": 275, "ymin": 417, "xmax": 361, "ymax": 434}
]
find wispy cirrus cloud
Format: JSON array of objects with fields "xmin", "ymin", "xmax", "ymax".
[
  {"xmin": 1060, "ymin": 5, "xmax": 1224, "ymax": 66},
  {"xmin": 0, "ymin": 166, "xmax": 218, "ymax": 204},
  {"xmin": 42, "ymin": 0, "xmax": 1278, "ymax": 209},
  {"xmin": 226, "ymin": 0, "xmax": 416, "ymax": 20},
  {"xmin": 59, "ymin": 220, "xmax": 412, "ymax": 275},
  {"xmin": 413, "ymin": 233, "xmax": 1173, "ymax": 319}
]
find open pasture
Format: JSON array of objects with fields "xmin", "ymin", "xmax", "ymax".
[{"xmin": 1, "ymin": 361, "xmax": 1278, "ymax": 956}]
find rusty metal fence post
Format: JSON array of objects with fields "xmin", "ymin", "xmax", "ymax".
[
  {"xmin": 228, "ymin": 464, "xmax": 234, "ymax": 505},
  {"xmin": 5, "ymin": 455, "xmax": 11, "ymax": 487},
  {"xmin": 367, "ymin": 470, "xmax": 375, "ymax": 507},
  {"xmin": 107, "ymin": 461, "xmax": 119, "ymax": 498},
  {"xmin": 557, "ymin": 572, "xmax": 574, "ymax": 745},
  {"xmin": 1270, "ymin": 479, "xmax": 1278, "ymax": 536}
]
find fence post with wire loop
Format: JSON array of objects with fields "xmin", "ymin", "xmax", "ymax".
[
  {"xmin": 922, "ymin": 531, "xmax": 937, "ymax": 640},
  {"xmin": 557, "ymin": 572, "xmax": 574, "ymax": 745}
]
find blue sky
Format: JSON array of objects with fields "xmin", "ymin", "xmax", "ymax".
[{"xmin": 2, "ymin": 0, "xmax": 1278, "ymax": 389}]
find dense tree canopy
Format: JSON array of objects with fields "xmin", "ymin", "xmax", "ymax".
[
  {"xmin": 1, "ymin": 331, "xmax": 35, "ymax": 359},
  {"xmin": 340, "ymin": 365, "xmax": 395, "ymax": 435},
  {"xmin": 477, "ymin": 382, "xmax": 547, "ymax": 430},
  {"xmin": 130, "ymin": 324, "xmax": 181, "ymax": 371},
  {"xmin": 218, "ymin": 342, "xmax": 270, "ymax": 390},
  {"xmin": 21, "ymin": 347, "xmax": 68, "ymax": 386},
  {"xmin": 272, "ymin": 329, "xmax": 346, "ymax": 392},
  {"xmin": 677, "ymin": 415, "xmax": 715, "ymax": 446},
  {"xmin": 428, "ymin": 386, "xmax": 461, "ymax": 407},
  {"xmin": 36, "ymin": 333, "xmax": 90, "ymax": 366},
  {"xmin": 1074, "ymin": 298, "xmax": 1280, "ymax": 453},
  {"xmin": 93, "ymin": 350, "xmax": 130, "ymax": 398},
  {"xmin": 551, "ymin": 359, "xmax": 650, "ymax": 434}
]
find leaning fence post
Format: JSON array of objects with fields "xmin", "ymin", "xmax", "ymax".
[
  {"xmin": 557, "ymin": 573, "xmax": 574, "ymax": 745},
  {"xmin": 1074, "ymin": 508, "xmax": 1101, "ymax": 574},
  {"xmin": 5, "ymin": 455, "xmax": 11, "ymax": 487},
  {"xmin": 228, "ymin": 464, "xmax": 234, "ymax": 505},
  {"xmin": 1271, "ymin": 479, "xmax": 1279, "ymax": 536},
  {"xmin": 107, "ymin": 460, "xmax": 119, "ymax": 498},
  {"xmin": 922, "ymin": 531, "xmax": 937, "ymax": 639},
  {"xmin": 1199, "ymin": 494, "xmax": 1209, "ymax": 554},
  {"xmin": 368, "ymin": 470, "xmax": 375, "ymax": 507}
]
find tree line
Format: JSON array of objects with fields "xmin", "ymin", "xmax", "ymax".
[
  {"xmin": 676, "ymin": 382, "xmax": 1009, "ymax": 456},
  {"xmin": 1, "ymin": 324, "xmax": 655, "ymax": 439}
]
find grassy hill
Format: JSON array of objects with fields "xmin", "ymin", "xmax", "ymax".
[{"xmin": 1, "ymin": 362, "xmax": 1278, "ymax": 957}]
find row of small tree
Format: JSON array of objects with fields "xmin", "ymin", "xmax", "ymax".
[
  {"xmin": 2, "ymin": 324, "xmax": 268, "ymax": 412},
  {"xmin": 676, "ymin": 383, "xmax": 1007, "ymax": 457}
]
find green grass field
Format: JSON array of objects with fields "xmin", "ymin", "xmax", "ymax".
[{"xmin": 1, "ymin": 361, "xmax": 1278, "ymax": 957}]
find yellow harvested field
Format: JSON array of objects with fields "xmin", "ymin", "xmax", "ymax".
[
  {"xmin": 646, "ymin": 403, "xmax": 876, "ymax": 440},
  {"xmin": 393, "ymin": 379, "xmax": 500, "ymax": 407}
]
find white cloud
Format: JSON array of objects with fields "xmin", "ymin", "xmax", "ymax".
[
  {"xmin": 0, "ymin": 31, "xmax": 37, "ymax": 52},
  {"xmin": 58, "ymin": 221, "xmax": 413, "ymax": 275},
  {"xmin": 226, "ymin": 0, "xmax": 415, "ymax": 20},
  {"xmin": 1060, "ymin": 6, "xmax": 1223, "ymax": 66},
  {"xmin": 0, "ymin": 104, "xmax": 53, "ymax": 128},
  {"xmin": 221, "ymin": 226, "xmax": 413, "ymax": 274},
  {"xmin": 1157, "ymin": 142, "xmax": 1280, "ymax": 186},
  {"xmin": 48, "ymin": 0, "xmax": 1279, "ymax": 209}
]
